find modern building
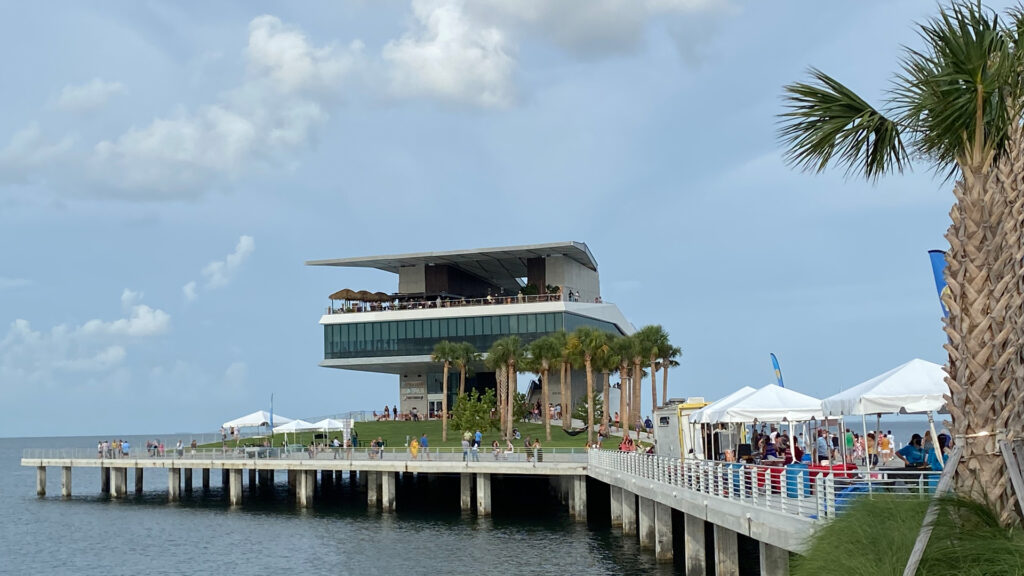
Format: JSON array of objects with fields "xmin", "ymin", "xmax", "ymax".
[{"xmin": 306, "ymin": 242, "xmax": 635, "ymax": 417}]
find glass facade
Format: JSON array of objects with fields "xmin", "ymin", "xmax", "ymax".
[{"xmin": 323, "ymin": 312, "xmax": 623, "ymax": 359}]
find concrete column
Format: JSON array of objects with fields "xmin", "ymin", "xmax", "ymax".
[
  {"xmin": 229, "ymin": 469, "xmax": 243, "ymax": 506},
  {"xmin": 367, "ymin": 471, "xmax": 380, "ymax": 508},
  {"xmin": 460, "ymin": 473, "xmax": 473, "ymax": 511},
  {"xmin": 112, "ymin": 468, "xmax": 127, "ymax": 498},
  {"xmin": 248, "ymin": 468, "xmax": 257, "ymax": 490},
  {"xmin": 381, "ymin": 472, "xmax": 396, "ymax": 512},
  {"xmin": 184, "ymin": 468, "xmax": 193, "ymax": 493},
  {"xmin": 358, "ymin": 470, "xmax": 368, "ymax": 489},
  {"xmin": 168, "ymin": 468, "xmax": 181, "ymax": 502},
  {"xmin": 654, "ymin": 502, "xmax": 673, "ymax": 562},
  {"xmin": 222, "ymin": 469, "xmax": 229, "ymax": 488},
  {"xmin": 568, "ymin": 476, "xmax": 577, "ymax": 515},
  {"xmin": 61, "ymin": 467, "xmax": 72, "ymax": 498},
  {"xmin": 610, "ymin": 486, "xmax": 623, "ymax": 527},
  {"xmin": 135, "ymin": 468, "xmax": 144, "ymax": 494},
  {"xmin": 304, "ymin": 470, "xmax": 316, "ymax": 507},
  {"xmin": 288, "ymin": 470, "xmax": 297, "ymax": 495},
  {"xmin": 638, "ymin": 496, "xmax": 655, "ymax": 549},
  {"xmin": 759, "ymin": 542, "xmax": 790, "ymax": 576},
  {"xmin": 349, "ymin": 470, "xmax": 356, "ymax": 486},
  {"xmin": 202, "ymin": 468, "xmax": 210, "ymax": 491},
  {"xmin": 684, "ymin": 513, "xmax": 706, "ymax": 576},
  {"xmin": 296, "ymin": 470, "xmax": 315, "ymax": 508},
  {"xmin": 714, "ymin": 525, "xmax": 739, "ymax": 576},
  {"xmin": 100, "ymin": 467, "xmax": 109, "ymax": 494},
  {"xmin": 622, "ymin": 490, "xmax": 637, "ymax": 535},
  {"xmin": 574, "ymin": 476, "xmax": 588, "ymax": 523},
  {"xmin": 36, "ymin": 466, "xmax": 46, "ymax": 496},
  {"xmin": 476, "ymin": 473, "xmax": 492, "ymax": 516}
]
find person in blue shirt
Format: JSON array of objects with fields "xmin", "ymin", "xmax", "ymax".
[
  {"xmin": 420, "ymin": 433, "xmax": 429, "ymax": 460},
  {"xmin": 897, "ymin": 433, "xmax": 926, "ymax": 467},
  {"xmin": 927, "ymin": 434, "xmax": 951, "ymax": 471},
  {"xmin": 474, "ymin": 429, "xmax": 482, "ymax": 446}
]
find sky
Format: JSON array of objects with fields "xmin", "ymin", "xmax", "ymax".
[{"xmin": 0, "ymin": 0, "xmax": 991, "ymax": 437}]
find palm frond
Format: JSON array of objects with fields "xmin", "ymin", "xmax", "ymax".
[{"xmin": 779, "ymin": 68, "xmax": 908, "ymax": 182}]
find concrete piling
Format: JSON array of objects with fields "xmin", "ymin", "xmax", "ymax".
[
  {"xmin": 37, "ymin": 466, "xmax": 46, "ymax": 496},
  {"xmin": 61, "ymin": 466, "xmax": 72, "ymax": 498},
  {"xmin": 684, "ymin": 513, "xmax": 706, "ymax": 576},
  {"xmin": 135, "ymin": 468, "xmax": 144, "ymax": 494},
  {"xmin": 229, "ymin": 469, "xmax": 243, "ymax": 506},
  {"xmin": 621, "ymin": 490, "xmax": 637, "ymax": 535},
  {"xmin": 638, "ymin": 496, "xmax": 655, "ymax": 549},
  {"xmin": 610, "ymin": 486, "xmax": 622, "ymax": 526},
  {"xmin": 168, "ymin": 468, "xmax": 180, "ymax": 502},
  {"xmin": 759, "ymin": 542, "xmax": 790, "ymax": 576},
  {"xmin": 460, "ymin": 473, "xmax": 473, "ymax": 511},
  {"xmin": 654, "ymin": 502, "xmax": 672, "ymax": 562},
  {"xmin": 714, "ymin": 525, "xmax": 739, "ymax": 576},
  {"xmin": 475, "ymin": 473, "xmax": 491, "ymax": 516}
]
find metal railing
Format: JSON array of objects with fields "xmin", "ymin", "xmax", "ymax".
[
  {"xmin": 588, "ymin": 450, "xmax": 943, "ymax": 521},
  {"xmin": 23, "ymin": 446, "xmax": 590, "ymax": 464},
  {"xmin": 325, "ymin": 289, "xmax": 604, "ymax": 315}
]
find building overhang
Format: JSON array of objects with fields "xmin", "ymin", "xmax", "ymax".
[{"xmin": 320, "ymin": 355, "xmax": 435, "ymax": 375}]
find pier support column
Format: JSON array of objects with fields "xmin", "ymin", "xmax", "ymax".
[
  {"xmin": 297, "ymin": 470, "xmax": 314, "ymax": 508},
  {"xmin": 573, "ymin": 476, "xmax": 587, "ymax": 523},
  {"xmin": 112, "ymin": 468, "xmax": 127, "ymax": 498},
  {"xmin": 168, "ymin": 468, "xmax": 180, "ymax": 502},
  {"xmin": 654, "ymin": 502, "xmax": 673, "ymax": 562},
  {"xmin": 248, "ymin": 468, "xmax": 257, "ymax": 491},
  {"xmin": 288, "ymin": 470, "xmax": 297, "ymax": 495},
  {"xmin": 621, "ymin": 490, "xmax": 637, "ymax": 535},
  {"xmin": 222, "ymin": 469, "xmax": 229, "ymax": 488},
  {"xmin": 460, "ymin": 473, "xmax": 473, "ymax": 511},
  {"xmin": 714, "ymin": 525, "xmax": 739, "ymax": 576},
  {"xmin": 36, "ymin": 466, "xmax": 46, "ymax": 496},
  {"xmin": 202, "ymin": 469, "xmax": 210, "ymax": 491},
  {"xmin": 476, "ymin": 473, "xmax": 492, "ymax": 516},
  {"xmin": 358, "ymin": 470, "xmax": 367, "ymax": 489},
  {"xmin": 367, "ymin": 471, "xmax": 380, "ymax": 508},
  {"xmin": 100, "ymin": 467, "xmax": 109, "ymax": 494},
  {"xmin": 184, "ymin": 468, "xmax": 193, "ymax": 493},
  {"xmin": 610, "ymin": 486, "xmax": 623, "ymax": 526},
  {"xmin": 61, "ymin": 466, "xmax": 72, "ymax": 498},
  {"xmin": 229, "ymin": 469, "xmax": 243, "ymax": 506},
  {"xmin": 684, "ymin": 513, "xmax": 706, "ymax": 576},
  {"xmin": 135, "ymin": 468, "xmax": 144, "ymax": 494},
  {"xmin": 759, "ymin": 542, "xmax": 790, "ymax": 576},
  {"xmin": 638, "ymin": 496, "xmax": 655, "ymax": 549},
  {"xmin": 381, "ymin": 472, "xmax": 396, "ymax": 512}
]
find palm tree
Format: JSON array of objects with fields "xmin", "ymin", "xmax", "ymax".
[
  {"xmin": 778, "ymin": 1, "xmax": 1024, "ymax": 525},
  {"xmin": 612, "ymin": 335, "xmax": 635, "ymax": 438},
  {"xmin": 431, "ymin": 340, "xmax": 459, "ymax": 442},
  {"xmin": 637, "ymin": 325, "xmax": 670, "ymax": 413},
  {"xmin": 487, "ymin": 336, "xmax": 526, "ymax": 441},
  {"xmin": 660, "ymin": 345, "xmax": 682, "ymax": 402},
  {"xmin": 529, "ymin": 335, "xmax": 562, "ymax": 441},
  {"xmin": 596, "ymin": 335, "xmax": 622, "ymax": 434},
  {"xmin": 548, "ymin": 331, "xmax": 572, "ymax": 432},
  {"xmin": 569, "ymin": 326, "xmax": 612, "ymax": 443},
  {"xmin": 453, "ymin": 342, "xmax": 480, "ymax": 397}
]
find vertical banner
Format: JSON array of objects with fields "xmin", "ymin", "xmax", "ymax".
[
  {"xmin": 770, "ymin": 353, "xmax": 785, "ymax": 388},
  {"xmin": 927, "ymin": 250, "xmax": 950, "ymax": 318},
  {"xmin": 270, "ymin": 393, "xmax": 275, "ymax": 429}
]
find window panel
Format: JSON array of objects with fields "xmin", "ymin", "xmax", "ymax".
[
  {"xmin": 527, "ymin": 314, "xmax": 537, "ymax": 332},
  {"xmin": 430, "ymin": 320, "xmax": 439, "ymax": 338},
  {"xmin": 500, "ymin": 316, "xmax": 510, "ymax": 333},
  {"xmin": 482, "ymin": 316, "xmax": 492, "ymax": 335},
  {"xmin": 473, "ymin": 317, "xmax": 483, "ymax": 336},
  {"xmin": 440, "ymin": 319, "xmax": 449, "ymax": 338},
  {"xmin": 414, "ymin": 321, "xmax": 423, "ymax": 339}
]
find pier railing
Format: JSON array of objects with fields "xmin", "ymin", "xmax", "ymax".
[
  {"xmin": 588, "ymin": 450, "xmax": 942, "ymax": 520},
  {"xmin": 22, "ymin": 446, "xmax": 589, "ymax": 463}
]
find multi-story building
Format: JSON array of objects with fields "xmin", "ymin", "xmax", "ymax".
[{"xmin": 307, "ymin": 242, "xmax": 634, "ymax": 417}]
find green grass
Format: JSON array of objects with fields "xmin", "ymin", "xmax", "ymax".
[
  {"xmin": 792, "ymin": 495, "xmax": 1024, "ymax": 576},
  {"xmin": 200, "ymin": 419, "xmax": 616, "ymax": 450}
]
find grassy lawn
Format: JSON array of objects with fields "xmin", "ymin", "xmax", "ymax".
[{"xmin": 199, "ymin": 420, "xmax": 615, "ymax": 449}]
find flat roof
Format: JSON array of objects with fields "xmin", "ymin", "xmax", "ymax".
[{"xmin": 306, "ymin": 242, "xmax": 598, "ymax": 286}]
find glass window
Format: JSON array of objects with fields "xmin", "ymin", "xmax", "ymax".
[
  {"xmin": 482, "ymin": 316, "xmax": 492, "ymax": 335},
  {"xmin": 440, "ymin": 319, "xmax": 449, "ymax": 338},
  {"xmin": 372, "ymin": 323, "xmax": 381, "ymax": 342},
  {"xmin": 527, "ymin": 314, "xmax": 537, "ymax": 332},
  {"xmin": 508, "ymin": 315, "xmax": 518, "ymax": 333},
  {"xmin": 414, "ymin": 321, "xmax": 422, "ymax": 339},
  {"xmin": 500, "ymin": 316, "xmax": 510, "ymax": 333},
  {"xmin": 473, "ymin": 317, "xmax": 483, "ymax": 335},
  {"xmin": 356, "ymin": 323, "xmax": 365, "ymax": 342},
  {"xmin": 457, "ymin": 318, "xmax": 466, "ymax": 336},
  {"xmin": 430, "ymin": 320, "xmax": 439, "ymax": 338},
  {"xmin": 397, "ymin": 321, "xmax": 406, "ymax": 339}
]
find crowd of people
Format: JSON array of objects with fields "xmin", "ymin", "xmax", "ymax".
[{"xmin": 95, "ymin": 438, "xmax": 198, "ymax": 458}]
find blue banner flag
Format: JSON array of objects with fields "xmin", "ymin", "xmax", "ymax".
[
  {"xmin": 927, "ymin": 250, "xmax": 949, "ymax": 318},
  {"xmin": 770, "ymin": 353, "xmax": 785, "ymax": 388}
]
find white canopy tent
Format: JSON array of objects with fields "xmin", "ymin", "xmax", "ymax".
[
  {"xmin": 223, "ymin": 410, "xmax": 293, "ymax": 430},
  {"xmin": 272, "ymin": 419, "xmax": 317, "ymax": 434},
  {"xmin": 689, "ymin": 386, "xmax": 758, "ymax": 424},
  {"xmin": 708, "ymin": 384, "xmax": 824, "ymax": 423}
]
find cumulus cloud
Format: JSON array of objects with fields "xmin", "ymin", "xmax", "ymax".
[
  {"xmin": 0, "ymin": 124, "xmax": 75, "ymax": 183},
  {"xmin": 383, "ymin": 0, "xmax": 516, "ymax": 108},
  {"xmin": 0, "ymin": 291, "xmax": 170, "ymax": 386},
  {"xmin": 56, "ymin": 78, "xmax": 125, "ymax": 111},
  {"xmin": 183, "ymin": 235, "xmax": 255, "ymax": 301}
]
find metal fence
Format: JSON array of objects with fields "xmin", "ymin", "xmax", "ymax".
[{"xmin": 588, "ymin": 450, "xmax": 942, "ymax": 520}]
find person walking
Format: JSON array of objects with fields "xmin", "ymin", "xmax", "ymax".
[{"xmin": 419, "ymin": 433, "xmax": 429, "ymax": 460}]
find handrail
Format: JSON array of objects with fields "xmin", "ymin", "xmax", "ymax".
[
  {"xmin": 22, "ymin": 446, "xmax": 590, "ymax": 463},
  {"xmin": 325, "ymin": 290, "xmax": 605, "ymax": 315}
]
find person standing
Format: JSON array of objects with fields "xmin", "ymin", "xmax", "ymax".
[
  {"xmin": 97, "ymin": 441, "xmax": 103, "ymax": 459},
  {"xmin": 410, "ymin": 436, "xmax": 420, "ymax": 460},
  {"xmin": 420, "ymin": 433, "xmax": 429, "ymax": 460},
  {"xmin": 461, "ymin": 437, "xmax": 470, "ymax": 461},
  {"xmin": 815, "ymin": 430, "xmax": 829, "ymax": 463}
]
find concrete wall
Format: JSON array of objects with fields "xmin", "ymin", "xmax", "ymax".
[
  {"xmin": 398, "ymin": 265, "xmax": 425, "ymax": 294},
  {"xmin": 399, "ymin": 373, "xmax": 428, "ymax": 417},
  {"xmin": 545, "ymin": 256, "xmax": 600, "ymax": 303}
]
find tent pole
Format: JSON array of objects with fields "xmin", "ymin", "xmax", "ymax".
[
  {"xmin": 861, "ymin": 413, "xmax": 871, "ymax": 496},
  {"xmin": 928, "ymin": 412, "xmax": 943, "ymax": 470}
]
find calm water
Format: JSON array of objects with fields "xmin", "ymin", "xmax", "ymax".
[{"xmin": 0, "ymin": 435, "xmax": 683, "ymax": 576}]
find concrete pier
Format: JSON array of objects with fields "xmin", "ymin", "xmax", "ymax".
[
  {"xmin": 367, "ymin": 471, "xmax": 379, "ymax": 508},
  {"xmin": 229, "ymin": 469, "xmax": 243, "ymax": 506},
  {"xmin": 610, "ymin": 486, "xmax": 622, "ymax": 526},
  {"xmin": 638, "ymin": 496, "xmax": 655, "ymax": 549},
  {"xmin": 168, "ymin": 468, "xmax": 180, "ymax": 502},
  {"xmin": 37, "ymin": 466, "xmax": 46, "ymax": 496},
  {"xmin": 759, "ymin": 542, "xmax": 790, "ymax": 576},
  {"xmin": 476, "ymin": 473, "xmax": 492, "ymax": 516},
  {"xmin": 184, "ymin": 468, "xmax": 193, "ymax": 493},
  {"xmin": 135, "ymin": 468, "xmax": 144, "ymax": 494},
  {"xmin": 714, "ymin": 525, "xmax": 739, "ymax": 576},
  {"xmin": 381, "ymin": 472, "xmax": 396, "ymax": 512},
  {"xmin": 61, "ymin": 466, "xmax": 71, "ymax": 498},
  {"xmin": 621, "ymin": 489, "xmax": 637, "ymax": 535},
  {"xmin": 654, "ymin": 502, "xmax": 672, "ymax": 562},
  {"xmin": 573, "ymin": 475, "xmax": 587, "ymax": 522},
  {"xmin": 112, "ymin": 467, "xmax": 127, "ymax": 498},
  {"xmin": 460, "ymin": 473, "xmax": 473, "ymax": 511},
  {"xmin": 100, "ymin": 467, "xmax": 109, "ymax": 494},
  {"xmin": 684, "ymin": 513, "xmax": 706, "ymax": 576},
  {"xmin": 297, "ymin": 470, "xmax": 314, "ymax": 508},
  {"xmin": 202, "ymin": 468, "xmax": 210, "ymax": 491}
]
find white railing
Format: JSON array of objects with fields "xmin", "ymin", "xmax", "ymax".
[{"xmin": 588, "ymin": 450, "xmax": 942, "ymax": 521}]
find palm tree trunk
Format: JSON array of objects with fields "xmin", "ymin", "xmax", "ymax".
[
  {"xmin": 506, "ymin": 361, "xmax": 515, "ymax": 441},
  {"xmin": 459, "ymin": 366, "xmax": 466, "ymax": 397},
  {"xmin": 618, "ymin": 362, "xmax": 628, "ymax": 438},
  {"xmin": 542, "ymin": 366, "xmax": 551, "ymax": 441},
  {"xmin": 948, "ymin": 134, "xmax": 1024, "ymax": 526},
  {"xmin": 441, "ymin": 361, "xmax": 449, "ymax": 442},
  {"xmin": 496, "ymin": 366, "xmax": 507, "ymax": 436},
  {"xmin": 602, "ymin": 370, "xmax": 611, "ymax": 432},
  {"xmin": 662, "ymin": 362, "xmax": 669, "ymax": 403},
  {"xmin": 633, "ymin": 361, "xmax": 642, "ymax": 439},
  {"xmin": 559, "ymin": 362, "xmax": 568, "ymax": 431},
  {"xmin": 585, "ymin": 356, "xmax": 594, "ymax": 444},
  {"xmin": 650, "ymin": 357, "xmax": 658, "ymax": 414}
]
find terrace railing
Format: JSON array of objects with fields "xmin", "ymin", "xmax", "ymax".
[{"xmin": 325, "ymin": 289, "xmax": 603, "ymax": 315}]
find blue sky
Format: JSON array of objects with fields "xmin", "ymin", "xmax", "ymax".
[{"xmin": 0, "ymin": 1, "xmax": 988, "ymax": 437}]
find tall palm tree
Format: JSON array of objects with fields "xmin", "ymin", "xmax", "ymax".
[
  {"xmin": 612, "ymin": 335, "xmax": 635, "ymax": 438},
  {"xmin": 548, "ymin": 331, "xmax": 572, "ymax": 432},
  {"xmin": 569, "ymin": 326, "xmax": 612, "ymax": 443},
  {"xmin": 529, "ymin": 334, "xmax": 562, "ymax": 441},
  {"xmin": 453, "ymin": 342, "xmax": 480, "ymax": 397},
  {"xmin": 431, "ymin": 340, "xmax": 459, "ymax": 442},
  {"xmin": 596, "ymin": 335, "xmax": 622, "ymax": 435},
  {"xmin": 488, "ymin": 335, "xmax": 526, "ymax": 441},
  {"xmin": 660, "ymin": 345, "xmax": 682, "ymax": 402},
  {"xmin": 778, "ymin": 1, "xmax": 1024, "ymax": 525},
  {"xmin": 637, "ymin": 325, "xmax": 670, "ymax": 413}
]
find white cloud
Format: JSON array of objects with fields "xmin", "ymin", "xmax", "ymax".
[
  {"xmin": 183, "ymin": 235, "xmax": 255, "ymax": 301},
  {"xmin": 56, "ymin": 78, "xmax": 124, "ymax": 111},
  {"xmin": 247, "ymin": 16, "xmax": 363, "ymax": 94},
  {"xmin": 383, "ymin": 0, "xmax": 516, "ymax": 108},
  {"xmin": 0, "ymin": 277, "xmax": 31, "ymax": 290},
  {"xmin": 0, "ymin": 124, "xmax": 75, "ymax": 183}
]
